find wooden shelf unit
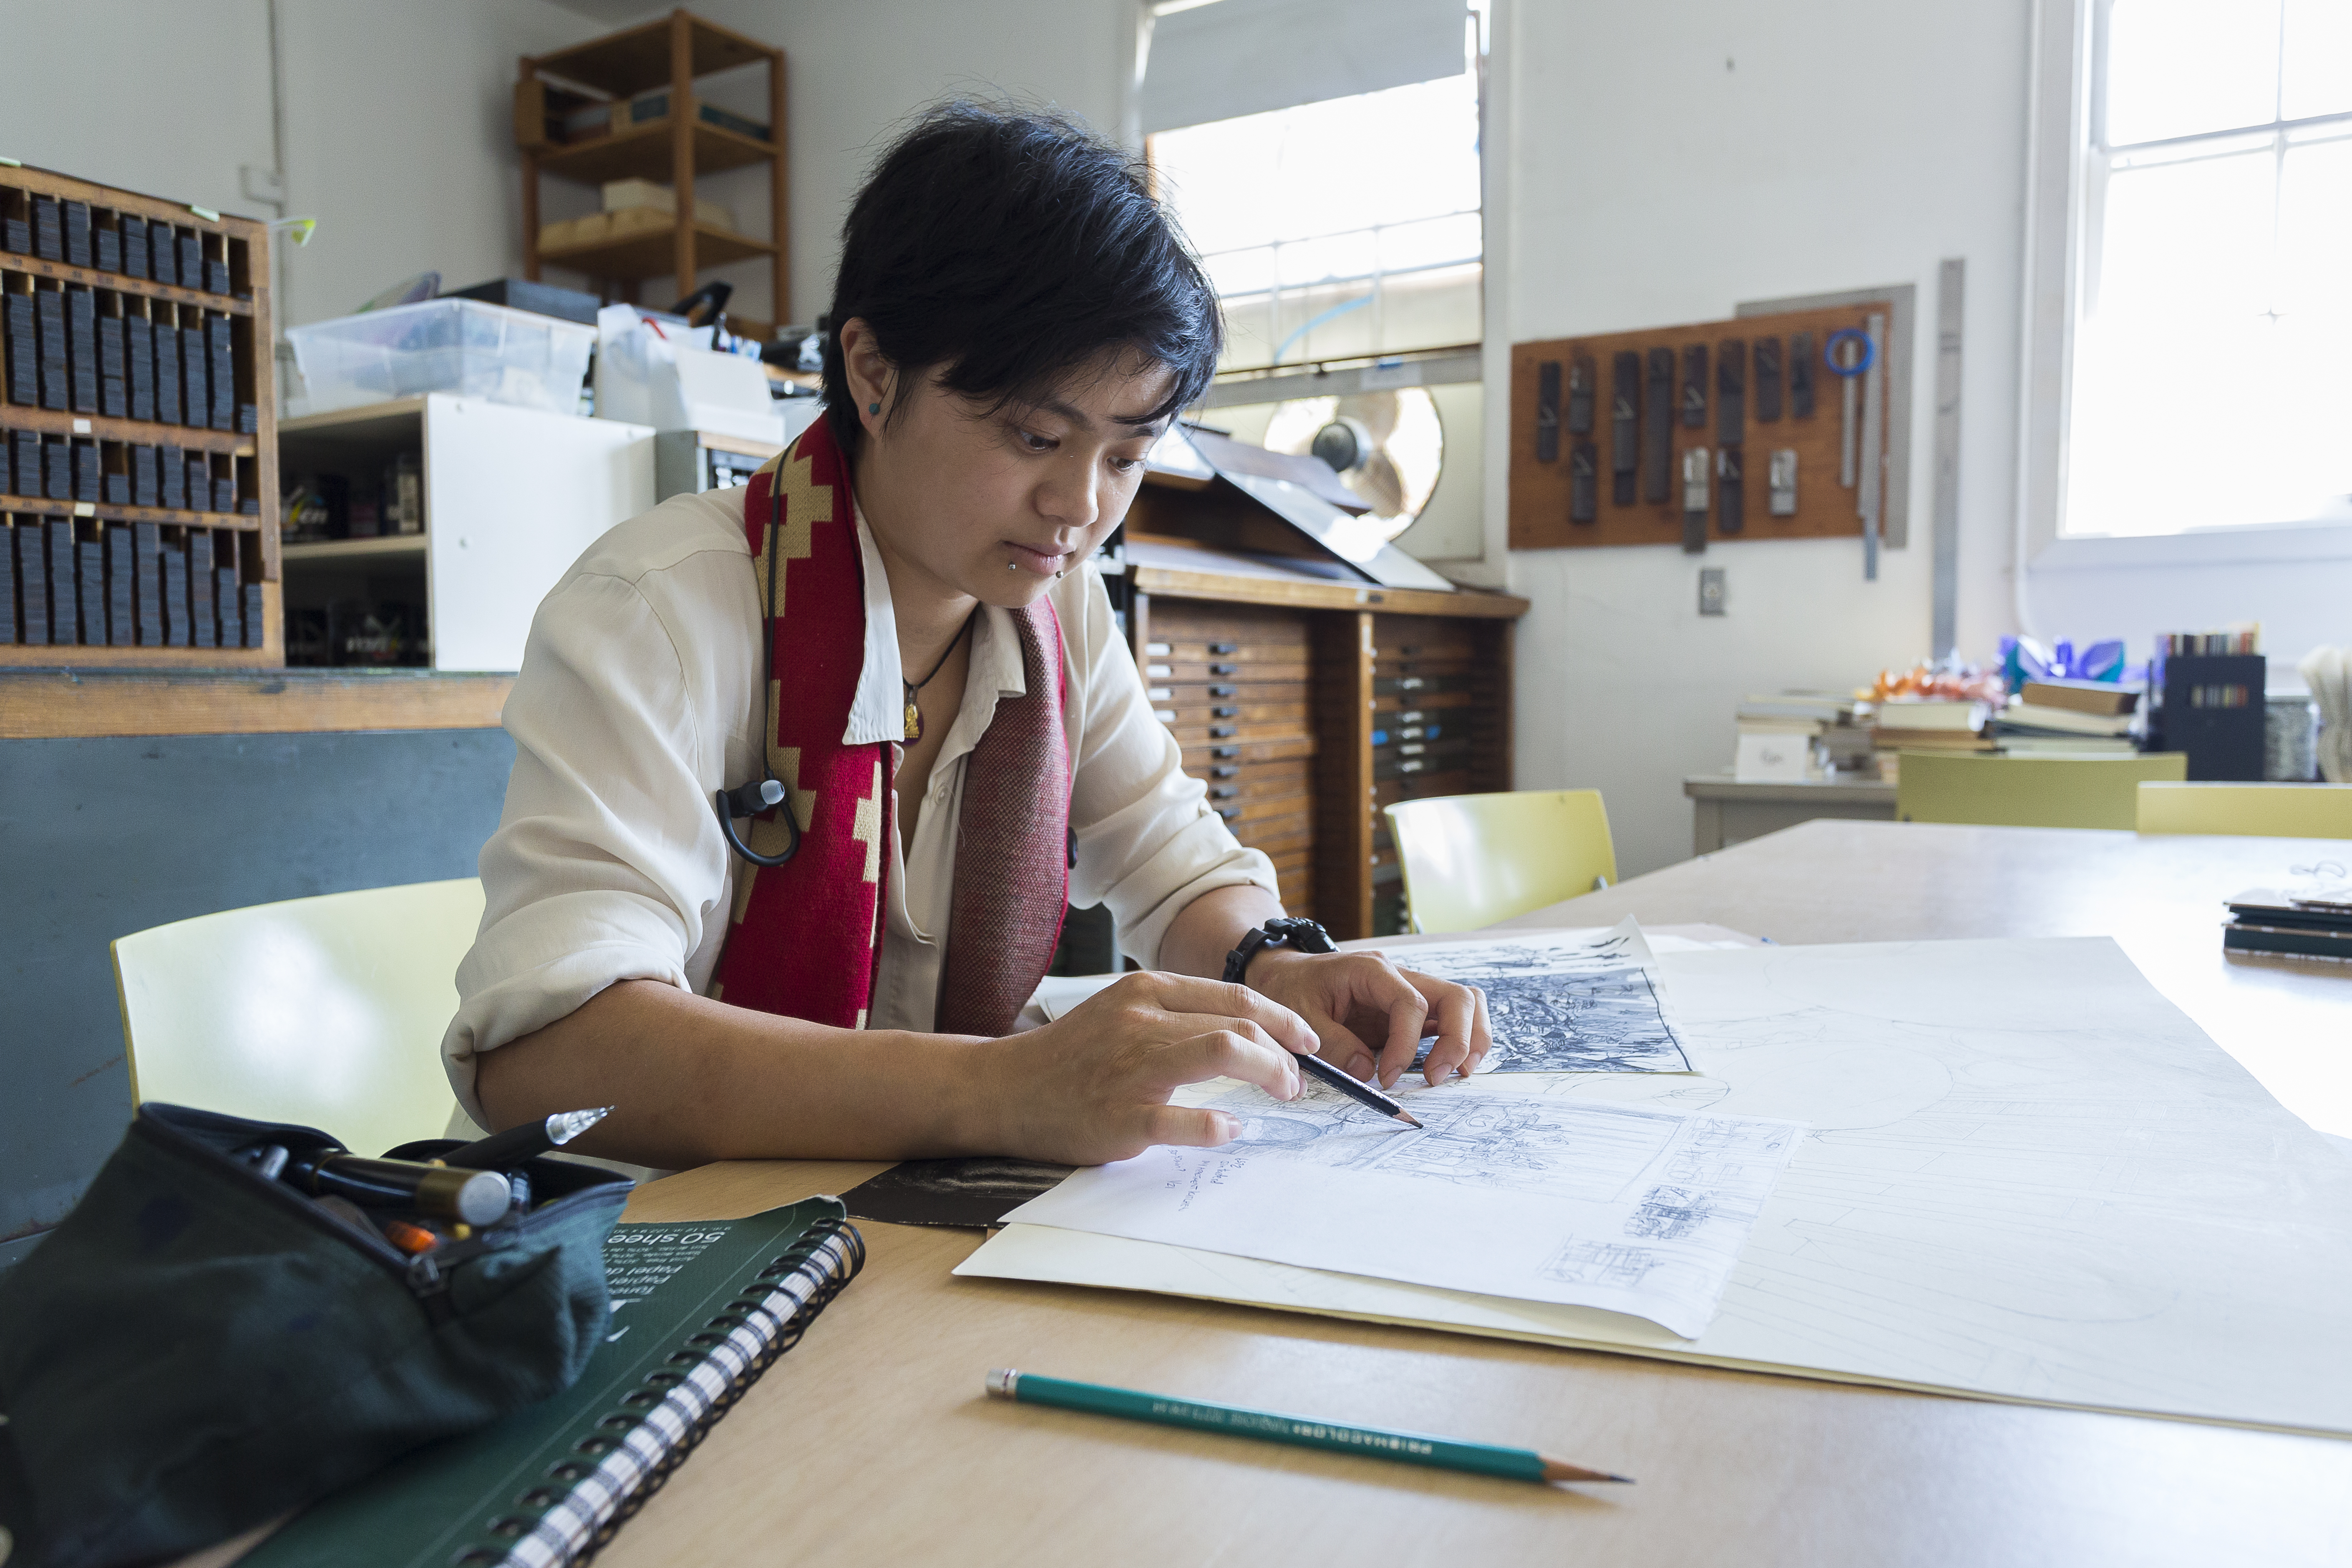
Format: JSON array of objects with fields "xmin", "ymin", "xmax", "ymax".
[
  {"xmin": 1120, "ymin": 507, "xmax": 1526, "ymax": 940},
  {"xmin": 518, "ymin": 9, "xmax": 787, "ymax": 317},
  {"xmin": 1, "ymin": 162, "xmax": 280, "ymax": 668}
]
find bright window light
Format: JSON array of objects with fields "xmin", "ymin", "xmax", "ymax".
[
  {"xmin": 2067, "ymin": 0, "xmax": 2352, "ymax": 535},
  {"xmin": 1150, "ymin": 10, "xmax": 1484, "ymax": 371}
]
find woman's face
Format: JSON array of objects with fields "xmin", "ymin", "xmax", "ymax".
[{"xmin": 842, "ymin": 319, "xmax": 1174, "ymax": 609}]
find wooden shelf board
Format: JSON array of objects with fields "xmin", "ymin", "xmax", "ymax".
[
  {"xmin": 1128, "ymin": 538, "xmax": 1527, "ymax": 619},
  {"xmin": 283, "ymin": 534, "xmax": 426, "ymax": 563},
  {"xmin": 535, "ymin": 119, "xmax": 775, "ymax": 187},
  {"xmin": 0, "ymin": 667, "xmax": 510, "ymax": 738},
  {"xmin": 278, "ymin": 396, "xmax": 426, "ymax": 438},
  {"xmin": 541, "ymin": 219, "xmax": 772, "ymax": 280},
  {"xmin": 0, "ymin": 405, "xmax": 257, "ymax": 456},
  {"xmin": 0, "ymin": 250, "xmax": 254, "ymax": 316},
  {"xmin": 2, "ymin": 493, "xmax": 262, "ymax": 531},
  {"xmin": 530, "ymin": 15, "xmax": 773, "ymax": 98}
]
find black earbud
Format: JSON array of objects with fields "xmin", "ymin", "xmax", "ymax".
[{"xmin": 718, "ymin": 484, "xmax": 801, "ymax": 870}]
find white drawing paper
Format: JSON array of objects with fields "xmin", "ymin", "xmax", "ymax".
[
  {"xmin": 1376, "ymin": 917, "xmax": 1693, "ymax": 1073},
  {"xmin": 1000, "ymin": 1076, "xmax": 1802, "ymax": 1338},
  {"xmin": 964, "ymin": 936, "xmax": 2352, "ymax": 1437}
]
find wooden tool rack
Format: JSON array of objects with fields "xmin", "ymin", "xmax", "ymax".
[
  {"xmin": 516, "ymin": 9, "xmax": 788, "ymax": 333},
  {"xmin": 1126, "ymin": 475, "xmax": 1526, "ymax": 939},
  {"xmin": 0, "ymin": 163, "xmax": 279, "ymax": 667}
]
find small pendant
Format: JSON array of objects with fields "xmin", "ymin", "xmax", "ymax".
[{"xmin": 904, "ymin": 698, "xmax": 923, "ymax": 742}]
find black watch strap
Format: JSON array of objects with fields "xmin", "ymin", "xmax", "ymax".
[{"xmin": 1221, "ymin": 917, "xmax": 1336, "ymax": 986}]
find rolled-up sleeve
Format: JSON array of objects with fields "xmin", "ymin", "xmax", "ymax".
[
  {"xmin": 1062, "ymin": 569, "xmax": 1279, "ymax": 969},
  {"xmin": 441, "ymin": 569, "xmax": 730, "ymax": 1123}
]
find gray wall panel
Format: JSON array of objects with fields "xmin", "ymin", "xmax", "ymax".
[{"xmin": 0, "ymin": 728, "xmax": 513, "ymax": 1262}]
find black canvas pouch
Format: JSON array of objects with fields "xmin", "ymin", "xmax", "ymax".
[{"xmin": 0, "ymin": 1103, "xmax": 633, "ymax": 1568}]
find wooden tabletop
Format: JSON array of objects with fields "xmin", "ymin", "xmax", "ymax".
[{"xmin": 610, "ymin": 821, "xmax": 2352, "ymax": 1568}]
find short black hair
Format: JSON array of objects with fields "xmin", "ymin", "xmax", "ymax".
[{"xmin": 822, "ymin": 101, "xmax": 1221, "ymax": 458}]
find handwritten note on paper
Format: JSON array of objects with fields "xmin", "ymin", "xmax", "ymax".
[
  {"xmin": 1382, "ymin": 916, "xmax": 1695, "ymax": 1072},
  {"xmin": 1003, "ymin": 1075, "xmax": 1802, "ymax": 1338}
]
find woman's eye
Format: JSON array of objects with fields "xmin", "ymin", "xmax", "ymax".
[
  {"xmin": 1108, "ymin": 456, "xmax": 1141, "ymax": 474},
  {"xmin": 1017, "ymin": 429, "xmax": 1053, "ymax": 452}
]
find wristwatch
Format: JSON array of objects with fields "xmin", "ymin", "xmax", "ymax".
[{"xmin": 1221, "ymin": 917, "xmax": 1336, "ymax": 986}]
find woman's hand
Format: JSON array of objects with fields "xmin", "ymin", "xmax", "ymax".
[
  {"xmin": 1244, "ymin": 947, "xmax": 1491, "ymax": 1089},
  {"xmin": 977, "ymin": 972, "xmax": 1314, "ymax": 1165}
]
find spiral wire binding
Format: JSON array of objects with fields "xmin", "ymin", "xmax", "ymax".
[{"xmin": 455, "ymin": 1216, "xmax": 867, "ymax": 1568}]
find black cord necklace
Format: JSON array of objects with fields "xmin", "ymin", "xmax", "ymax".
[{"xmin": 902, "ymin": 608, "xmax": 977, "ymax": 742}]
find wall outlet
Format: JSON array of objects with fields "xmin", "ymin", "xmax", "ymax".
[
  {"xmin": 241, "ymin": 165, "xmax": 284, "ymax": 205},
  {"xmin": 1699, "ymin": 566, "xmax": 1727, "ymax": 616}
]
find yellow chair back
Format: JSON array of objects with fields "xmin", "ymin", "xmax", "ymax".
[
  {"xmin": 1383, "ymin": 790, "xmax": 1618, "ymax": 934},
  {"xmin": 111, "ymin": 878, "xmax": 483, "ymax": 1154},
  {"xmin": 1895, "ymin": 751, "xmax": 2189, "ymax": 830},
  {"xmin": 2136, "ymin": 782, "xmax": 2352, "ymax": 838}
]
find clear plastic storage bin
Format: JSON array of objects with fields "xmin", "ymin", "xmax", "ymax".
[{"xmin": 285, "ymin": 299, "xmax": 596, "ymax": 416}]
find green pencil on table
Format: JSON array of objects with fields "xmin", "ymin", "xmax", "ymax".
[{"xmin": 985, "ymin": 1369, "xmax": 1630, "ymax": 1486}]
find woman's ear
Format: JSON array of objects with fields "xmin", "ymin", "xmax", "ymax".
[{"xmin": 839, "ymin": 317, "xmax": 894, "ymax": 435}]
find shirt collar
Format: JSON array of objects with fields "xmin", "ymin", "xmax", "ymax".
[{"xmin": 841, "ymin": 502, "xmax": 1031, "ymax": 748}]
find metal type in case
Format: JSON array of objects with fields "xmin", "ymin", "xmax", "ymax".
[
  {"xmin": 1680, "ymin": 446, "xmax": 1710, "ymax": 554},
  {"xmin": 1680, "ymin": 344, "xmax": 1708, "ymax": 428},
  {"xmin": 1569, "ymin": 440, "xmax": 1597, "ymax": 524},
  {"xmin": 1788, "ymin": 330, "xmax": 1816, "ymax": 418},
  {"xmin": 1754, "ymin": 336, "xmax": 1783, "ymax": 421},
  {"xmin": 1566, "ymin": 355, "xmax": 1595, "ymax": 435}
]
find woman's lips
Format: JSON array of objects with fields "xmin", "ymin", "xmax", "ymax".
[{"xmin": 1005, "ymin": 540, "xmax": 1071, "ymax": 574}]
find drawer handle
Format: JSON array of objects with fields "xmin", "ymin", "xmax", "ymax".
[
  {"xmin": 1209, "ymin": 642, "xmax": 1237, "ymax": 654},
  {"xmin": 1209, "ymin": 663, "xmax": 1238, "ymax": 676},
  {"xmin": 1216, "ymin": 808, "xmax": 1241, "ymax": 823},
  {"xmin": 1211, "ymin": 705, "xmax": 1238, "ymax": 718},
  {"xmin": 1208, "ymin": 684, "xmax": 1237, "ymax": 697},
  {"xmin": 1211, "ymin": 746, "xmax": 1239, "ymax": 759},
  {"xmin": 1209, "ymin": 785, "xmax": 1236, "ymax": 799},
  {"xmin": 1209, "ymin": 725, "xmax": 1235, "ymax": 738},
  {"xmin": 1210, "ymin": 765, "xmax": 1238, "ymax": 778}
]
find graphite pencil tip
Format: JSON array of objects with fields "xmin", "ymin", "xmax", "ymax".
[
  {"xmin": 1393, "ymin": 1109, "xmax": 1424, "ymax": 1129},
  {"xmin": 1540, "ymin": 1457, "xmax": 1635, "ymax": 1484}
]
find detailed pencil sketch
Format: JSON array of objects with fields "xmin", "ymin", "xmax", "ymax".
[
  {"xmin": 1380, "ymin": 918, "xmax": 1694, "ymax": 1073},
  {"xmin": 1005, "ymin": 1076, "xmax": 1803, "ymax": 1338}
]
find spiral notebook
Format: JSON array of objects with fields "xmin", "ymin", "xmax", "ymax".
[{"xmin": 234, "ymin": 1198, "xmax": 864, "ymax": 1568}]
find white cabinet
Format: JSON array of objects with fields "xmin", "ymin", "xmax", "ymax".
[{"xmin": 280, "ymin": 394, "xmax": 653, "ymax": 671}]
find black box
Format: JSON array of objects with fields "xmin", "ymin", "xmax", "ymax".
[
  {"xmin": 63, "ymin": 201, "xmax": 92, "ymax": 269},
  {"xmin": 444, "ymin": 277, "xmax": 602, "ymax": 325},
  {"xmin": 188, "ymin": 530, "xmax": 216, "ymax": 647},
  {"xmin": 106, "ymin": 526, "xmax": 133, "ymax": 646},
  {"xmin": 120, "ymin": 216, "xmax": 149, "ymax": 281},
  {"xmin": 36, "ymin": 291, "xmax": 69, "ymax": 410},
  {"xmin": 127, "ymin": 316, "xmax": 155, "ymax": 421},
  {"xmin": 16, "ymin": 522, "xmax": 48, "ymax": 645},
  {"xmin": 154, "ymin": 322, "xmax": 182, "ymax": 425},
  {"xmin": 159, "ymin": 443, "xmax": 185, "ymax": 510},
  {"xmin": 47, "ymin": 520, "xmax": 78, "ymax": 645},
  {"xmin": 181, "ymin": 325, "xmax": 207, "ymax": 429},
  {"xmin": 133, "ymin": 522, "xmax": 161, "ymax": 645},
  {"xmin": 207, "ymin": 314, "xmax": 234, "ymax": 430},
  {"xmin": 0, "ymin": 523, "xmax": 15, "ymax": 644},
  {"xmin": 32, "ymin": 196, "xmax": 62, "ymax": 262},
  {"xmin": 149, "ymin": 225, "xmax": 178, "ymax": 288},
  {"xmin": 2156, "ymin": 654, "xmax": 2267, "ymax": 781}
]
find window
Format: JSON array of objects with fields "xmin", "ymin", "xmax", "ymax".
[
  {"xmin": 1146, "ymin": 2, "xmax": 1484, "ymax": 372},
  {"xmin": 2065, "ymin": 0, "xmax": 2352, "ymax": 536}
]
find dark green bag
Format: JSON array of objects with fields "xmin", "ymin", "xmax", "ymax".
[{"xmin": 0, "ymin": 1103, "xmax": 633, "ymax": 1568}]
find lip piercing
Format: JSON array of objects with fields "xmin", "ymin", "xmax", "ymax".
[{"xmin": 1006, "ymin": 561, "xmax": 1018, "ymax": 572}]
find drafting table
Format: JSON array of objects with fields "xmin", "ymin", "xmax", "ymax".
[{"xmin": 601, "ymin": 822, "xmax": 2352, "ymax": 1568}]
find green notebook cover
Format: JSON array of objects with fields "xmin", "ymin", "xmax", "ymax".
[{"xmin": 237, "ymin": 1197, "xmax": 856, "ymax": 1568}]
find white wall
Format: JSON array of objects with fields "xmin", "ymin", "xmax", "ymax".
[
  {"xmin": 0, "ymin": 0, "xmax": 603, "ymax": 330},
  {"xmin": 1491, "ymin": 0, "xmax": 2034, "ymax": 876}
]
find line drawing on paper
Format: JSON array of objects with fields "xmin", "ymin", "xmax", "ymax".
[{"xmin": 1381, "ymin": 921, "xmax": 1694, "ymax": 1073}]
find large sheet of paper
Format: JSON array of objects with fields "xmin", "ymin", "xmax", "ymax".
[
  {"xmin": 1002, "ymin": 1082, "xmax": 1801, "ymax": 1336},
  {"xmin": 963, "ymin": 936, "xmax": 2352, "ymax": 1436},
  {"xmin": 1371, "ymin": 917, "xmax": 1693, "ymax": 1071}
]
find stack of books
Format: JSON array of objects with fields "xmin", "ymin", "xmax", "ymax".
[
  {"xmin": 2223, "ymin": 888, "xmax": 2352, "ymax": 961},
  {"xmin": 1734, "ymin": 692, "xmax": 1871, "ymax": 780},
  {"xmin": 1994, "ymin": 679, "xmax": 2140, "ymax": 754},
  {"xmin": 1870, "ymin": 699, "xmax": 1992, "ymax": 755}
]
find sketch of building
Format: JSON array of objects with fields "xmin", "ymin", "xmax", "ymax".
[{"xmin": 1382, "ymin": 924, "xmax": 1694, "ymax": 1073}]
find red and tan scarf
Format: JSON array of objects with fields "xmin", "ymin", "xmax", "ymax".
[{"xmin": 711, "ymin": 415, "xmax": 1070, "ymax": 1036}]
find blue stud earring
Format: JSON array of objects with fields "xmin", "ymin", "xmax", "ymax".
[{"xmin": 867, "ymin": 401, "xmax": 880, "ymax": 415}]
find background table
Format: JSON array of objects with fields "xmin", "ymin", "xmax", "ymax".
[
  {"xmin": 1683, "ymin": 773, "xmax": 1897, "ymax": 856},
  {"xmin": 607, "ymin": 821, "xmax": 2352, "ymax": 1568}
]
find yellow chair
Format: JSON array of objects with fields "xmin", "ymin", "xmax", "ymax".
[
  {"xmin": 1383, "ymin": 790, "xmax": 1618, "ymax": 934},
  {"xmin": 2136, "ymin": 782, "xmax": 2352, "ymax": 837},
  {"xmin": 1895, "ymin": 751, "xmax": 2189, "ymax": 830},
  {"xmin": 111, "ymin": 878, "xmax": 483, "ymax": 1155}
]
